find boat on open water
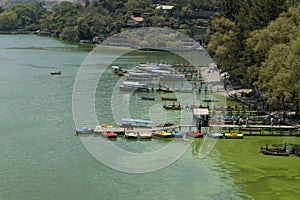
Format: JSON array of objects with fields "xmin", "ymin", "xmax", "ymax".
[{"xmin": 75, "ymin": 127, "xmax": 94, "ymax": 135}]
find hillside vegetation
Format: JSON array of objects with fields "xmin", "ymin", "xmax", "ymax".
[{"xmin": 0, "ymin": 0, "xmax": 300, "ymax": 113}]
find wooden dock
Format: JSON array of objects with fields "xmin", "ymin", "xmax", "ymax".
[{"xmin": 210, "ymin": 124, "xmax": 300, "ymax": 136}]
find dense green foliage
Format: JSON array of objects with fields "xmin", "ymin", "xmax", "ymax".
[
  {"xmin": 206, "ymin": 0, "xmax": 300, "ymax": 111},
  {"xmin": 1, "ymin": 0, "xmax": 300, "ymax": 112},
  {"xmin": 0, "ymin": 0, "xmax": 220, "ymax": 39}
]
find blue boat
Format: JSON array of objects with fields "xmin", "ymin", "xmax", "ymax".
[
  {"xmin": 205, "ymin": 132, "xmax": 223, "ymax": 138},
  {"xmin": 171, "ymin": 130, "xmax": 186, "ymax": 138}
]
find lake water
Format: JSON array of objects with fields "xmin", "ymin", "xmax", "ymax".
[{"xmin": 0, "ymin": 34, "xmax": 299, "ymax": 200}]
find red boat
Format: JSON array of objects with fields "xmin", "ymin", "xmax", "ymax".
[
  {"xmin": 186, "ymin": 131, "xmax": 204, "ymax": 138},
  {"xmin": 102, "ymin": 131, "xmax": 118, "ymax": 138}
]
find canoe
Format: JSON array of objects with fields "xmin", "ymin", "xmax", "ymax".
[
  {"xmin": 224, "ymin": 132, "xmax": 243, "ymax": 139},
  {"xmin": 125, "ymin": 131, "xmax": 138, "ymax": 139},
  {"xmin": 138, "ymin": 132, "xmax": 152, "ymax": 139},
  {"xmin": 186, "ymin": 131, "xmax": 204, "ymax": 138},
  {"xmin": 75, "ymin": 127, "xmax": 94, "ymax": 135},
  {"xmin": 102, "ymin": 131, "xmax": 117, "ymax": 138},
  {"xmin": 153, "ymin": 131, "xmax": 172, "ymax": 138}
]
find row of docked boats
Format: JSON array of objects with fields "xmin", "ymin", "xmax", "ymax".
[
  {"xmin": 118, "ymin": 81, "xmax": 195, "ymax": 93},
  {"xmin": 75, "ymin": 126, "xmax": 243, "ymax": 140}
]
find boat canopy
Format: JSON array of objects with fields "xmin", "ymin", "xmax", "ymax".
[
  {"xmin": 121, "ymin": 118, "xmax": 153, "ymax": 124},
  {"xmin": 193, "ymin": 108, "xmax": 209, "ymax": 116},
  {"xmin": 111, "ymin": 66, "xmax": 120, "ymax": 69}
]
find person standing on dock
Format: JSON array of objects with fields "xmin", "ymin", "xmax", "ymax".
[
  {"xmin": 246, "ymin": 117, "xmax": 249, "ymax": 127},
  {"xmin": 270, "ymin": 117, "xmax": 274, "ymax": 127},
  {"xmin": 277, "ymin": 118, "xmax": 281, "ymax": 127}
]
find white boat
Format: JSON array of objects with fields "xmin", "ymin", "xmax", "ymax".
[
  {"xmin": 159, "ymin": 74, "xmax": 185, "ymax": 81},
  {"xmin": 138, "ymin": 131, "xmax": 152, "ymax": 139},
  {"xmin": 136, "ymin": 63, "xmax": 161, "ymax": 71},
  {"xmin": 118, "ymin": 81, "xmax": 149, "ymax": 92},
  {"xmin": 125, "ymin": 131, "xmax": 138, "ymax": 139},
  {"xmin": 125, "ymin": 72, "xmax": 152, "ymax": 81}
]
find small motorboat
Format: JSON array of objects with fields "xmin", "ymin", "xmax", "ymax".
[
  {"xmin": 138, "ymin": 132, "xmax": 152, "ymax": 139},
  {"xmin": 171, "ymin": 130, "xmax": 185, "ymax": 138},
  {"xmin": 153, "ymin": 131, "xmax": 172, "ymax": 138},
  {"xmin": 75, "ymin": 127, "xmax": 94, "ymax": 135},
  {"xmin": 224, "ymin": 132, "xmax": 244, "ymax": 139},
  {"xmin": 50, "ymin": 70, "xmax": 62, "ymax": 75},
  {"xmin": 102, "ymin": 131, "xmax": 118, "ymax": 138},
  {"xmin": 186, "ymin": 131, "xmax": 204, "ymax": 138},
  {"xmin": 205, "ymin": 132, "xmax": 224, "ymax": 138},
  {"xmin": 141, "ymin": 96, "xmax": 155, "ymax": 100},
  {"xmin": 125, "ymin": 131, "xmax": 138, "ymax": 139}
]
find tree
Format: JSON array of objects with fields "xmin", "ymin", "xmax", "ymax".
[{"xmin": 0, "ymin": 11, "xmax": 18, "ymax": 30}]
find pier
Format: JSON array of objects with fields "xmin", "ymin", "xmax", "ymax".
[{"xmin": 91, "ymin": 124, "xmax": 300, "ymax": 136}]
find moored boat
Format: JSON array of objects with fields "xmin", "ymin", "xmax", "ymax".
[
  {"xmin": 102, "ymin": 131, "xmax": 118, "ymax": 138},
  {"xmin": 205, "ymin": 132, "xmax": 224, "ymax": 138},
  {"xmin": 75, "ymin": 127, "xmax": 94, "ymax": 135},
  {"xmin": 171, "ymin": 130, "xmax": 186, "ymax": 138},
  {"xmin": 224, "ymin": 132, "xmax": 243, "ymax": 139},
  {"xmin": 186, "ymin": 131, "xmax": 204, "ymax": 138},
  {"xmin": 119, "ymin": 81, "xmax": 149, "ymax": 92},
  {"xmin": 153, "ymin": 131, "xmax": 172, "ymax": 138},
  {"xmin": 138, "ymin": 131, "xmax": 152, "ymax": 139},
  {"xmin": 125, "ymin": 131, "xmax": 138, "ymax": 139}
]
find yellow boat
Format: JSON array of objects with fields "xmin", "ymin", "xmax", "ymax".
[
  {"xmin": 224, "ymin": 132, "xmax": 243, "ymax": 139},
  {"xmin": 96, "ymin": 124, "xmax": 113, "ymax": 128},
  {"xmin": 153, "ymin": 131, "xmax": 172, "ymax": 138}
]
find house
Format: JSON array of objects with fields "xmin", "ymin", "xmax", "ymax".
[
  {"xmin": 125, "ymin": 15, "xmax": 144, "ymax": 27},
  {"xmin": 155, "ymin": 5, "xmax": 175, "ymax": 15}
]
